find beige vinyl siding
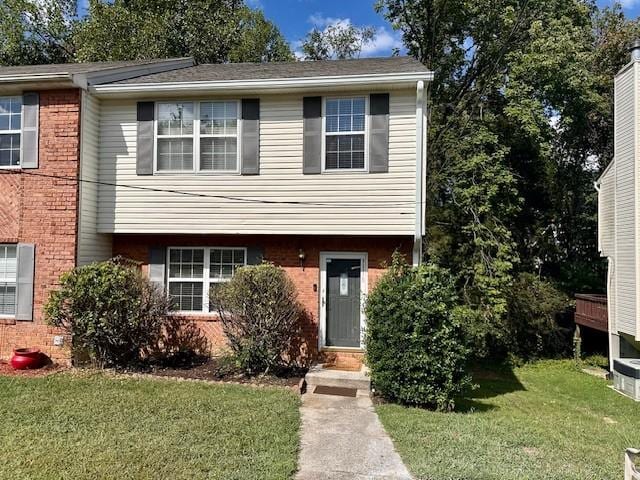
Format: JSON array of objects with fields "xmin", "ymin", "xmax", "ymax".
[
  {"xmin": 97, "ymin": 91, "xmax": 417, "ymax": 235},
  {"xmin": 614, "ymin": 64, "xmax": 636, "ymax": 337},
  {"xmin": 599, "ymin": 161, "xmax": 615, "ymax": 257},
  {"xmin": 599, "ymin": 161, "xmax": 616, "ymax": 331},
  {"xmin": 77, "ymin": 92, "xmax": 112, "ymax": 265}
]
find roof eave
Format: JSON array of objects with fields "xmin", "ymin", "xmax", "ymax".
[
  {"xmin": 73, "ymin": 57, "xmax": 195, "ymax": 89},
  {"xmin": 90, "ymin": 71, "xmax": 434, "ymax": 95},
  {"xmin": 0, "ymin": 72, "xmax": 72, "ymax": 84}
]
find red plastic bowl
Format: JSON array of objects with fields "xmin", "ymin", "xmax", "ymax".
[{"xmin": 10, "ymin": 348, "xmax": 43, "ymax": 370}]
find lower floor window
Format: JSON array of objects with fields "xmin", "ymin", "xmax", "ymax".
[
  {"xmin": 0, "ymin": 244, "xmax": 17, "ymax": 315},
  {"xmin": 167, "ymin": 247, "xmax": 247, "ymax": 312}
]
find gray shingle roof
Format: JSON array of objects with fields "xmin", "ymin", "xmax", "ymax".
[
  {"xmin": 0, "ymin": 59, "xmax": 187, "ymax": 76},
  {"xmin": 112, "ymin": 57, "xmax": 429, "ymax": 84}
]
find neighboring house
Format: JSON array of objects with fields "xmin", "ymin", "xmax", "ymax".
[
  {"xmin": 0, "ymin": 57, "xmax": 432, "ymax": 367},
  {"xmin": 599, "ymin": 41, "xmax": 640, "ymax": 386}
]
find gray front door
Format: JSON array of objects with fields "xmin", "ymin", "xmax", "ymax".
[{"xmin": 326, "ymin": 258, "xmax": 361, "ymax": 347}]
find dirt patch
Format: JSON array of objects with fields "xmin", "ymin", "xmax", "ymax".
[
  {"xmin": 0, "ymin": 361, "xmax": 65, "ymax": 378},
  {"xmin": 141, "ymin": 357, "xmax": 304, "ymax": 389}
]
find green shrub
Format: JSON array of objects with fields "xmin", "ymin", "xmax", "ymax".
[
  {"xmin": 45, "ymin": 258, "xmax": 173, "ymax": 367},
  {"xmin": 365, "ymin": 253, "xmax": 472, "ymax": 410},
  {"xmin": 503, "ymin": 273, "xmax": 572, "ymax": 360},
  {"xmin": 209, "ymin": 262, "xmax": 303, "ymax": 375}
]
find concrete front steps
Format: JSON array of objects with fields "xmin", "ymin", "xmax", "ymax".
[{"xmin": 304, "ymin": 363, "xmax": 371, "ymax": 397}]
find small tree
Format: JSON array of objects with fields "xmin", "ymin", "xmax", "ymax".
[
  {"xmin": 210, "ymin": 262, "xmax": 303, "ymax": 375},
  {"xmin": 365, "ymin": 253, "xmax": 472, "ymax": 410},
  {"xmin": 45, "ymin": 258, "xmax": 172, "ymax": 367}
]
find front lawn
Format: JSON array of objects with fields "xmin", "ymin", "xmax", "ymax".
[
  {"xmin": 0, "ymin": 372, "xmax": 300, "ymax": 479},
  {"xmin": 377, "ymin": 360, "xmax": 640, "ymax": 480}
]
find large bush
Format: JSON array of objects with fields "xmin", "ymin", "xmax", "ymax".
[
  {"xmin": 365, "ymin": 254, "xmax": 472, "ymax": 410},
  {"xmin": 45, "ymin": 258, "xmax": 174, "ymax": 367},
  {"xmin": 210, "ymin": 262, "xmax": 303, "ymax": 375},
  {"xmin": 503, "ymin": 272, "xmax": 572, "ymax": 360}
]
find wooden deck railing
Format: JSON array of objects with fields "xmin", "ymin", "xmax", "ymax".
[{"xmin": 574, "ymin": 294, "xmax": 608, "ymax": 332}]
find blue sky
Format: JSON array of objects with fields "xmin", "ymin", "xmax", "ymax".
[
  {"xmin": 77, "ymin": 0, "xmax": 640, "ymax": 57},
  {"xmin": 252, "ymin": 0, "xmax": 640, "ymax": 57}
]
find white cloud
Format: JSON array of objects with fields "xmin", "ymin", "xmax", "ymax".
[
  {"xmin": 246, "ymin": 0, "xmax": 264, "ymax": 9},
  {"xmin": 308, "ymin": 13, "xmax": 352, "ymax": 29},
  {"xmin": 305, "ymin": 13, "xmax": 404, "ymax": 58},
  {"xmin": 360, "ymin": 27, "xmax": 404, "ymax": 57},
  {"xmin": 619, "ymin": 0, "xmax": 640, "ymax": 8}
]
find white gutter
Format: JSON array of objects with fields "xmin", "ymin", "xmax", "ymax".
[
  {"xmin": 91, "ymin": 71, "xmax": 434, "ymax": 94},
  {"xmin": 413, "ymin": 80, "xmax": 425, "ymax": 266},
  {"xmin": 0, "ymin": 72, "xmax": 70, "ymax": 83}
]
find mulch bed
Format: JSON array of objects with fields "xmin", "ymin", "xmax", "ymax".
[
  {"xmin": 141, "ymin": 357, "xmax": 305, "ymax": 389},
  {"xmin": 0, "ymin": 361, "xmax": 64, "ymax": 377}
]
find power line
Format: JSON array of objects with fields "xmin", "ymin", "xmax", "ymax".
[{"xmin": 0, "ymin": 169, "xmax": 425, "ymax": 209}]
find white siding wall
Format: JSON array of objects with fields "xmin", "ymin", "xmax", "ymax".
[
  {"xmin": 614, "ymin": 64, "xmax": 636, "ymax": 337},
  {"xmin": 599, "ymin": 162, "xmax": 615, "ymax": 257},
  {"xmin": 599, "ymin": 162, "xmax": 616, "ymax": 331},
  {"xmin": 77, "ymin": 92, "xmax": 112, "ymax": 265},
  {"xmin": 97, "ymin": 91, "xmax": 417, "ymax": 235}
]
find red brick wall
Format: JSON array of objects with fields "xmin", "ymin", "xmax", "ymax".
[
  {"xmin": 0, "ymin": 89, "xmax": 80, "ymax": 363},
  {"xmin": 113, "ymin": 234, "xmax": 412, "ymax": 362}
]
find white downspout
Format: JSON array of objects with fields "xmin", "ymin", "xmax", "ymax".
[{"xmin": 413, "ymin": 80, "xmax": 425, "ymax": 266}]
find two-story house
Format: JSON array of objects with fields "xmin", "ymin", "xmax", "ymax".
[{"xmin": 0, "ymin": 57, "xmax": 432, "ymax": 367}]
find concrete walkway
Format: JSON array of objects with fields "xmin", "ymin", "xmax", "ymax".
[{"xmin": 296, "ymin": 391, "xmax": 412, "ymax": 480}]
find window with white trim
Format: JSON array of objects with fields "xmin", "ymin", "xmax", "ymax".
[
  {"xmin": 156, "ymin": 101, "xmax": 240, "ymax": 173},
  {"xmin": 0, "ymin": 245, "xmax": 17, "ymax": 316},
  {"xmin": 324, "ymin": 97, "xmax": 366, "ymax": 170},
  {"xmin": 0, "ymin": 97, "xmax": 22, "ymax": 168},
  {"xmin": 157, "ymin": 102, "xmax": 194, "ymax": 171},
  {"xmin": 167, "ymin": 247, "xmax": 246, "ymax": 312},
  {"xmin": 200, "ymin": 101, "xmax": 238, "ymax": 172}
]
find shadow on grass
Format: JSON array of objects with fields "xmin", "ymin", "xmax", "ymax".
[{"xmin": 453, "ymin": 364, "xmax": 526, "ymax": 413}]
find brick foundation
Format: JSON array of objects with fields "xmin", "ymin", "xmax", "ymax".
[
  {"xmin": 114, "ymin": 234, "xmax": 412, "ymax": 365},
  {"xmin": 0, "ymin": 89, "xmax": 80, "ymax": 364}
]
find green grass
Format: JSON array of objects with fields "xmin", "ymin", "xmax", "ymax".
[
  {"xmin": 377, "ymin": 360, "xmax": 640, "ymax": 480},
  {"xmin": 0, "ymin": 372, "xmax": 300, "ymax": 480}
]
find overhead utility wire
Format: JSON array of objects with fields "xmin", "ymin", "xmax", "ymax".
[{"xmin": 0, "ymin": 169, "xmax": 425, "ymax": 209}]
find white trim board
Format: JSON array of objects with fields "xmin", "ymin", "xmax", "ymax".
[
  {"xmin": 91, "ymin": 72, "xmax": 434, "ymax": 96},
  {"xmin": 318, "ymin": 251, "xmax": 368, "ymax": 350}
]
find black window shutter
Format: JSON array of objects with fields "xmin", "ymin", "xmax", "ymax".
[
  {"xmin": 148, "ymin": 246, "xmax": 166, "ymax": 292},
  {"xmin": 137, "ymin": 102, "xmax": 155, "ymax": 175},
  {"xmin": 303, "ymin": 96, "xmax": 322, "ymax": 174},
  {"xmin": 241, "ymin": 99, "xmax": 260, "ymax": 175},
  {"xmin": 369, "ymin": 93, "xmax": 390, "ymax": 173},
  {"xmin": 246, "ymin": 246, "xmax": 264, "ymax": 265}
]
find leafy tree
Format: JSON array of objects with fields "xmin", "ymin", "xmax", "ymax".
[
  {"xmin": 0, "ymin": 0, "xmax": 77, "ymax": 65},
  {"xmin": 377, "ymin": 0, "xmax": 638, "ymax": 356},
  {"xmin": 73, "ymin": 0, "xmax": 292, "ymax": 63},
  {"xmin": 229, "ymin": 9, "xmax": 294, "ymax": 62},
  {"xmin": 301, "ymin": 22, "xmax": 376, "ymax": 60}
]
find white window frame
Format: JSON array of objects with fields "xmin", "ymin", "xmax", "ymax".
[
  {"xmin": 166, "ymin": 246, "xmax": 247, "ymax": 314},
  {"xmin": 154, "ymin": 100, "xmax": 242, "ymax": 175},
  {"xmin": 0, "ymin": 244, "xmax": 17, "ymax": 318},
  {"xmin": 0, "ymin": 96, "xmax": 22, "ymax": 170},
  {"xmin": 321, "ymin": 95, "xmax": 369, "ymax": 173}
]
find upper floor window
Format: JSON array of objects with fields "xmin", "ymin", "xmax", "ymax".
[
  {"xmin": 0, "ymin": 244, "xmax": 17, "ymax": 316},
  {"xmin": 324, "ymin": 97, "xmax": 366, "ymax": 171},
  {"xmin": 0, "ymin": 96, "xmax": 22, "ymax": 168},
  {"xmin": 156, "ymin": 101, "xmax": 239, "ymax": 174},
  {"xmin": 167, "ymin": 247, "xmax": 247, "ymax": 313}
]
